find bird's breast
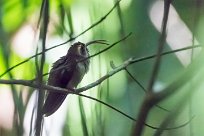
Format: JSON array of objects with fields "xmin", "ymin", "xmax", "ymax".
[{"xmin": 66, "ymin": 62, "xmax": 86, "ymax": 89}]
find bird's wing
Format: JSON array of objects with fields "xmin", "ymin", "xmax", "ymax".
[{"xmin": 42, "ymin": 56, "xmax": 76, "ymax": 116}]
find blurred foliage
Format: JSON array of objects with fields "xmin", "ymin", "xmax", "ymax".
[{"xmin": 0, "ymin": 0, "xmax": 204, "ymax": 136}]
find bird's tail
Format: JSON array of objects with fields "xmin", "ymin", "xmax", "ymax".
[{"xmin": 42, "ymin": 92, "xmax": 68, "ymax": 117}]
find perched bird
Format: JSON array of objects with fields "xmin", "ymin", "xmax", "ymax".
[{"xmin": 42, "ymin": 40, "xmax": 108, "ymax": 117}]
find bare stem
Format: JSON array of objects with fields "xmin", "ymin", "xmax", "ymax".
[{"xmin": 133, "ymin": 1, "xmax": 172, "ymax": 135}]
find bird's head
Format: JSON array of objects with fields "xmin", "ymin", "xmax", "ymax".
[
  {"xmin": 68, "ymin": 42, "xmax": 89, "ymax": 58},
  {"xmin": 67, "ymin": 40, "xmax": 109, "ymax": 58}
]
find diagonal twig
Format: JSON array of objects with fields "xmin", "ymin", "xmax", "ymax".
[
  {"xmin": 0, "ymin": 0, "xmax": 123, "ymax": 78},
  {"xmin": 31, "ymin": 33, "xmax": 131, "ymax": 81},
  {"xmin": 125, "ymin": 69, "xmax": 170, "ymax": 112},
  {"xmin": 0, "ymin": 45, "xmax": 201, "ymax": 133},
  {"xmin": 0, "ymin": 79, "xmax": 193, "ymax": 130}
]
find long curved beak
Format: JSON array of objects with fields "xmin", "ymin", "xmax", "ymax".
[{"xmin": 86, "ymin": 40, "xmax": 109, "ymax": 47}]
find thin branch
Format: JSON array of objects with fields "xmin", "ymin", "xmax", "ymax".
[
  {"xmin": 153, "ymin": 71, "xmax": 202, "ymax": 136},
  {"xmin": 133, "ymin": 1, "xmax": 172, "ymax": 135},
  {"xmin": 154, "ymin": 88, "xmax": 197, "ymax": 136},
  {"xmin": 0, "ymin": 79, "xmax": 192, "ymax": 130},
  {"xmin": 33, "ymin": 44, "xmax": 200, "ymax": 82},
  {"xmin": 0, "ymin": 46, "xmax": 200, "ymax": 91},
  {"xmin": 125, "ymin": 69, "xmax": 170, "ymax": 112},
  {"xmin": 0, "ymin": 46, "xmax": 201, "ymax": 133},
  {"xmin": 79, "ymin": 33, "xmax": 131, "ymax": 62},
  {"xmin": 1, "ymin": 45, "xmax": 202, "ymax": 99},
  {"xmin": 77, "ymin": 46, "xmax": 202, "ymax": 93},
  {"xmin": 0, "ymin": 0, "xmax": 123, "ymax": 78},
  {"xmin": 154, "ymin": 116, "xmax": 194, "ymax": 136},
  {"xmin": 133, "ymin": 51, "xmax": 204, "ymax": 135},
  {"xmin": 147, "ymin": 0, "xmax": 171, "ymax": 92},
  {"xmin": 125, "ymin": 69, "xmax": 146, "ymax": 92},
  {"xmin": 36, "ymin": 0, "xmax": 46, "ymax": 28},
  {"xmin": 35, "ymin": 0, "xmax": 49, "ymax": 135},
  {"xmin": 0, "ymin": 45, "xmax": 202, "ymax": 104},
  {"xmin": 77, "ymin": 93, "xmax": 190, "ymax": 130},
  {"xmin": 31, "ymin": 33, "xmax": 131, "ymax": 81}
]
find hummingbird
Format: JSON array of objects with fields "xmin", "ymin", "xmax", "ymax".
[{"xmin": 42, "ymin": 40, "xmax": 108, "ymax": 117}]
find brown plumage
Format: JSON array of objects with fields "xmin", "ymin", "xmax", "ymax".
[{"xmin": 42, "ymin": 42, "xmax": 90, "ymax": 116}]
